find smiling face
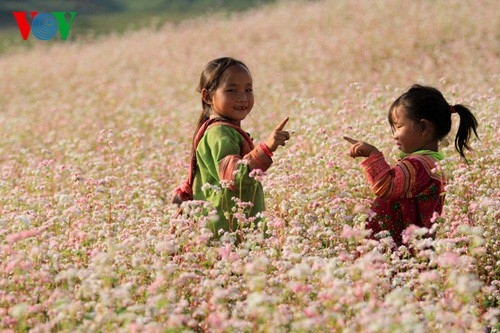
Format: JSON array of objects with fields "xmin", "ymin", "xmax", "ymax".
[
  {"xmin": 203, "ymin": 64, "xmax": 254, "ymax": 125},
  {"xmin": 390, "ymin": 106, "xmax": 437, "ymax": 154}
]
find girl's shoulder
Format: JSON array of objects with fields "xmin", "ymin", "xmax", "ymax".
[
  {"xmin": 204, "ymin": 123, "xmax": 246, "ymax": 143},
  {"xmin": 402, "ymin": 153, "xmax": 439, "ymax": 167},
  {"xmin": 207, "ymin": 121, "xmax": 251, "ymax": 140},
  {"xmin": 401, "ymin": 154, "xmax": 443, "ymax": 181}
]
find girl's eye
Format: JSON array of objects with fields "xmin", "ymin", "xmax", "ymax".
[{"xmin": 246, "ymin": 89, "xmax": 253, "ymax": 93}]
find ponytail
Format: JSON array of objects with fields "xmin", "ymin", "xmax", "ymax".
[
  {"xmin": 390, "ymin": 85, "xmax": 480, "ymax": 162},
  {"xmin": 193, "ymin": 110, "xmax": 210, "ymax": 143},
  {"xmin": 452, "ymin": 104, "xmax": 479, "ymax": 160}
]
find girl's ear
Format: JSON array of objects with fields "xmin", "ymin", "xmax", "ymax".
[
  {"xmin": 201, "ymin": 89, "xmax": 212, "ymax": 105},
  {"xmin": 419, "ymin": 119, "xmax": 435, "ymax": 137}
]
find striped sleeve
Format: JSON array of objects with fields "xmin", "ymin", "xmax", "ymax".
[
  {"xmin": 360, "ymin": 152, "xmax": 417, "ymax": 200},
  {"xmin": 243, "ymin": 145, "xmax": 272, "ymax": 172}
]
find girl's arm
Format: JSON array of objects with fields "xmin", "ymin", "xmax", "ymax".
[
  {"xmin": 218, "ymin": 143, "xmax": 272, "ymax": 190},
  {"xmin": 343, "ymin": 136, "xmax": 427, "ymax": 200},
  {"xmin": 360, "ymin": 152, "xmax": 425, "ymax": 200},
  {"xmin": 205, "ymin": 126, "xmax": 272, "ymax": 191}
]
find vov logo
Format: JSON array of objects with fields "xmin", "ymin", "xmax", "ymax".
[{"xmin": 13, "ymin": 12, "xmax": 78, "ymax": 41}]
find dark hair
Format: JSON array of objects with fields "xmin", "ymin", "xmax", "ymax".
[
  {"xmin": 388, "ymin": 84, "xmax": 479, "ymax": 160},
  {"xmin": 193, "ymin": 57, "xmax": 250, "ymax": 141}
]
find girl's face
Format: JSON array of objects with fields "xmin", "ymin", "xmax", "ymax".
[
  {"xmin": 205, "ymin": 64, "xmax": 254, "ymax": 125},
  {"xmin": 391, "ymin": 107, "xmax": 436, "ymax": 154}
]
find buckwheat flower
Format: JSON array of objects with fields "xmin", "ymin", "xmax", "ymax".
[
  {"xmin": 167, "ymin": 314, "xmax": 187, "ymax": 327},
  {"xmin": 147, "ymin": 275, "xmax": 164, "ymax": 294},
  {"xmin": 97, "ymin": 129, "xmax": 107, "ymax": 143},
  {"xmin": 402, "ymin": 225, "xmax": 419, "ymax": 244},
  {"xmin": 6, "ymin": 229, "xmax": 40, "ymax": 243},
  {"xmin": 428, "ymin": 221, "xmax": 439, "ymax": 235},
  {"xmin": 245, "ymin": 292, "xmax": 278, "ymax": 315},
  {"xmin": 288, "ymin": 263, "xmax": 311, "ymax": 280},
  {"xmin": 271, "ymin": 217, "xmax": 285, "ymax": 229},
  {"xmin": 484, "ymin": 308, "xmax": 500, "ymax": 326},
  {"xmin": 341, "ymin": 225, "xmax": 369, "ymax": 240},
  {"xmin": 303, "ymin": 305, "xmax": 319, "ymax": 319},
  {"xmin": 353, "ymin": 203, "xmax": 367, "ymax": 214},
  {"xmin": 9, "ymin": 303, "xmax": 28, "ymax": 319},
  {"xmin": 2, "ymin": 317, "xmax": 16, "ymax": 328},
  {"xmin": 95, "ymin": 186, "xmax": 107, "ymax": 193},
  {"xmin": 367, "ymin": 209, "xmax": 377, "ymax": 220},
  {"xmin": 176, "ymin": 272, "xmax": 198, "ymax": 286},
  {"xmin": 237, "ymin": 201, "xmax": 254, "ymax": 209},
  {"xmin": 197, "ymin": 229, "xmax": 213, "ymax": 245},
  {"xmin": 291, "ymin": 282, "xmax": 312, "ymax": 294},
  {"xmin": 337, "ymin": 251, "xmax": 354, "ymax": 262},
  {"xmin": 455, "ymin": 275, "xmax": 482, "ymax": 295},
  {"xmin": 419, "ymin": 270, "xmax": 440, "ymax": 283},
  {"xmin": 237, "ymin": 249, "xmax": 249, "ymax": 258},
  {"xmin": 219, "ymin": 179, "xmax": 234, "ymax": 189},
  {"xmin": 218, "ymin": 243, "xmax": 232, "ymax": 260},
  {"xmin": 479, "ymin": 198, "xmax": 497, "ymax": 208},
  {"xmin": 436, "ymin": 252, "xmax": 461, "ymax": 268},
  {"xmin": 249, "ymin": 168, "xmax": 266, "ymax": 182},
  {"xmin": 429, "ymin": 211, "xmax": 440, "ymax": 224},
  {"xmin": 156, "ymin": 240, "xmax": 177, "ymax": 256},
  {"xmin": 349, "ymin": 82, "xmax": 362, "ymax": 89},
  {"xmin": 206, "ymin": 312, "xmax": 224, "ymax": 329},
  {"xmin": 15, "ymin": 214, "xmax": 33, "ymax": 227},
  {"xmin": 341, "ymin": 225, "xmax": 356, "ymax": 239},
  {"xmin": 201, "ymin": 183, "xmax": 221, "ymax": 194},
  {"xmin": 245, "ymin": 256, "xmax": 269, "ymax": 275}
]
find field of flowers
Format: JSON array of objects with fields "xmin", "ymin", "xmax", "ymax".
[{"xmin": 0, "ymin": 0, "xmax": 498, "ymax": 331}]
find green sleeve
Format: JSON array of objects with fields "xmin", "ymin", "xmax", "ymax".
[{"xmin": 203, "ymin": 125, "xmax": 260, "ymax": 188}]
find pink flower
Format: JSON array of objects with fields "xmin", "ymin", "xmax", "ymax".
[
  {"xmin": 218, "ymin": 244, "xmax": 232, "ymax": 260},
  {"xmin": 353, "ymin": 204, "xmax": 367, "ymax": 213},
  {"xmin": 340, "ymin": 225, "xmax": 368, "ymax": 239},
  {"xmin": 148, "ymin": 275, "xmax": 164, "ymax": 294},
  {"xmin": 6, "ymin": 230, "xmax": 40, "ymax": 244},
  {"xmin": 272, "ymin": 218, "xmax": 285, "ymax": 229},
  {"xmin": 402, "ymin": 224, "xmax": 419, "ymax": 244},
  {"xmin": 430, "ymin": 211, "xmax": 440, "ymax": 223},
  {"xmin": 206, "ymin": 312, "xmax": 224, "ymax": 329},
  {"xmin": 291, "ymin": 283, "xmax": 312, "ymax": 293},
  {"xmin": 419, "ymin": 271, "xmax": 440, "ymax": 283},
  {"xmin": 437, "ymin": 252, "xmax": 461, "ymax": 267},
  {"xmin": 304, "ymin": 306, "xmax": 317, "ymax": 318},
  {"xmin": 249, "ymin": 168, "xmax": 266, "ymax": 181},
  {"xmin": 341, "ymin": 225, "xmax": 356, "ymax": 238}
]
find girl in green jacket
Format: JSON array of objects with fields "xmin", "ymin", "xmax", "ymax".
[{"xmin": 173, "ymin": 57, "xmax": 290, "ymax": 236}]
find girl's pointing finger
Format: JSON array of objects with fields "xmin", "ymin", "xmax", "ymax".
[{"xmin": 343, "ymin": 136, "xmax": 359, "ymax": 144}]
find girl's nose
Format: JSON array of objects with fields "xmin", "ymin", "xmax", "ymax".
[{"xmin": 237, "ymin": 92, "xmax": 248, "ymax": 101}]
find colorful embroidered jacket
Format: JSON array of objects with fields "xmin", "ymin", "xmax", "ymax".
[
  {"xmin": 193, "ymin": 124, "xmax": 272, "ymax": 234},
  {"xmin": 360, "ymin": 151, "xmax": 445, "ymax": 245}
]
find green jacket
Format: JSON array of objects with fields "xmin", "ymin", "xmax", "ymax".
[{"xmin": 193, "ymin": 124, "xmax": 272, "ymax": 234}]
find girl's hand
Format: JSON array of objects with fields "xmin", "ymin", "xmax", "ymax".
[
  {"xmin": 264, "ymin": 117, "xmax": 291, "ymax": 152},
  {"xmin": 343, "ymin": 136, "xmax": 380, "ymax": 158}
]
